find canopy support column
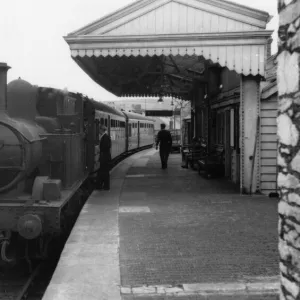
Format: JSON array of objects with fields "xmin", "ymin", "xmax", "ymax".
[{"xmin": 240, "ymin": 75, "xmax": 261, "ymax": 194}]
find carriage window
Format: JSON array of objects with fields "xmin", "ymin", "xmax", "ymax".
[
  {"xmin": 105, "ymin": 119, "xmax": 107, "ymax": 127},
  {"xmin": 111, "ymin": 119, "xmax": 114, "ymax": 127},
  {"xmin": 129, "ymin": 124, "xmax": 132, "ymax": 137},
  {"xmin": 100, "ymin": 118, "xmax": 104, "ymax": 125}
]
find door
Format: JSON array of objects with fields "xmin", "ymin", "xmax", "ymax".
[
  {"xmin": 224, "ymin": 110, "xmax": 232, "ymax": 178},
  {"xmin": 137, "ymin": 121, "xmax": 140, "ymax": 148},
  {"xmin": 187, "ymin": 121, "xmax": 191, "ymax": 144}
]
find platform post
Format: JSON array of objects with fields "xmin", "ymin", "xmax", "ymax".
[{"xmin": 240, "ymin": 75, "xmax": 261, "ymax": 194}]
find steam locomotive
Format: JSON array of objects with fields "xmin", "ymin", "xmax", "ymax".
[{"xmin": 0, "ymin": 63, "xmax": 154, "ymax": 262}]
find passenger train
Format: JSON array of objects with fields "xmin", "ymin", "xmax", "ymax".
[{"xmin": 0, "ymin": 63, "xmax": 154, "ymax": 262}]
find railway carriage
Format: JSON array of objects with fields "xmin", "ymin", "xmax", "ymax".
[
  {"xmin": 124, "ymin": 112, "xmax": 154, "ymax": 151},
  {"xmin": 85, "ymin": 100, "xmax": 127, "ymax": 173}
]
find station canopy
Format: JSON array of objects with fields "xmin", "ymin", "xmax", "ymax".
[{"xmin": 64, "ymin": 0, "xmax": 273, "ymax": 100}]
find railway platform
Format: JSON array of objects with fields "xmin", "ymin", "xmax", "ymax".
[{"xmin": 42, "ymin": 148, "xmax": 279, "ymax": 300}]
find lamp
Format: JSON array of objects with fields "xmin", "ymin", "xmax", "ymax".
[{"xmin": 157, "ymin": 95, "xmax": 163, "ymax": 103}]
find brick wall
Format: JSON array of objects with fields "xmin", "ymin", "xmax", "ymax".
[{"xmin": 277, "ymin": 0, "xmax": 300, "ymax": 299}]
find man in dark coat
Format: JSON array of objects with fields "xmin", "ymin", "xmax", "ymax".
[
  {"xmin": 156, "ymin": 123, "xmax": 172, "ymax": 169},
  {"xmin": 97, "ymin": 125, "xmax": 112, "ymax": 190}
]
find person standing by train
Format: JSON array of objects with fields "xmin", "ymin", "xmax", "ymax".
[
  {"xmin": 156, "ymin": 123, "xmax": 172, "ymax": 169},
  {"xmin": 96, "ymin": 125, "xmax": 112, "ymax": 190}
]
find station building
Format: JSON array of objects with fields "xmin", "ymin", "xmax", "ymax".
[{"xmin": 64, "ymin": 0, "xmax": 276, "ymax": 196}]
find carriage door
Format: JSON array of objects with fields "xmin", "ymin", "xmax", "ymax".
[
  {"xmin": 138, "ymin": 121, "xmax": 140, "ymax": 148},
  {"xmin": 125, "ymin": 117, "xmax": 129, "ymax": 152},
  {"xmin": 107, "ymin": 115, "xmax": 111, "ymax": 136},
  {"xmin": 224, "ymin": 109, "xmax": 232, "ymax": 178}
]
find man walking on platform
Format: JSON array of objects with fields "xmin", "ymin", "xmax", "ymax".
[
  {"xmin": 156, "ymin": 123, "xmax": 172, "ymax": 169},
  {"xmin": 97, "ymin": 125, "xmax": 112, "ymax": 190}
]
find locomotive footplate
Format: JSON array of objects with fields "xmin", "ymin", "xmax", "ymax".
[{"xmin": 0, "ymin": 176, "xmax": 89, "ymax": 239}]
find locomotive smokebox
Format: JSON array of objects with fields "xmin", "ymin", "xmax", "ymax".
[
  {"xmin": 0, "ymin": 62, "xmax": 10, "ymax": 112},
  {"xmin": 0, "ymin": 77, "xmax": 46, "ymax": 193}
]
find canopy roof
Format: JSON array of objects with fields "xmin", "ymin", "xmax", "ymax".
[{"xmin": 65, "ymin": 0, "xmax": 273, "ymax": 99}]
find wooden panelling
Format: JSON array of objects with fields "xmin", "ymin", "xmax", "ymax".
[
  {"xmin": 261, "ymin": 158, "xmax": 277, "ymax": 166},
  {"xmin": 261, "ymin": 166, "xmax": 278, "ymax": 174},
  {"xmin": 103, "ymin": 1, "xmax": 260, "ymax": 36},
  {"xmin": 261, "ymin": 174, "xmax": 277, "ymax": 182},
  {"xmin": 261, "ymin": 101, "xmax": 277, "ymax": 110},
  {"xmin": 260, "ymin": 97, "xmax": 278, "ymax": 195},
  {"xmin": 261, "ymin": 182, "xmax": 277, "ymax": 191},
  {"xmin": 261, "ymin": 149, "xmax": 277, "ymax": 158},
  {"xmin": 261, "ymin": 133, "xmax": 277, "ymax": 142},
  {"xmin": 261, "ymin": 117, "xmax": 277, "ymax": 126},
  {"xmin": 261, "ymin": 109, "xmax": 277, "ymax": 118},
  {"xmin": 261, "ymin": 141, "xmax": 277, "ymax": 150},
  {"xmin": 261, "ymin": 126, "xmax": 277, "ymax": 134},
  {"xmin": 261, "ymin": 157, "xmax": 277, "ymax": 166}
]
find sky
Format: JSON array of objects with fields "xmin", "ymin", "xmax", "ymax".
[{"xmin": 0, "ymin": 0, "xmax": 278, "ymax": 102}]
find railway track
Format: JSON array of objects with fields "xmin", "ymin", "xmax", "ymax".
[
  {"xmin": 0, "ymin": 258, "xmax": 58, "ymax": 300},
  {"xmin": 0, "ymin": 145, "xmax": 153, "ymax": 300}
]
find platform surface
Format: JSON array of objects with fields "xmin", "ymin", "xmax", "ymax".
[{"xmin": 42, "ymin": 148, "xmax": 279, "ymax": 300}]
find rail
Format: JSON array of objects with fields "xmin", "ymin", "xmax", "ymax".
[{"xmin": 15, "ymin": 264, "xmax": 42, "ymax": 300}]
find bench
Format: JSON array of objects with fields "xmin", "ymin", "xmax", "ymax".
[
  {"xmin": 197, "ymin": 144, "xmax": 225, "ymax": 178},
  {"xmin": 181, "ymin": 140, "xmax": 208, "ymax": 170}
]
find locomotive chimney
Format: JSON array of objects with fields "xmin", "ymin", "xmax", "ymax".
[{"xmin": 0, "ymin": 62, "xmax": 10, "ymax": 112}]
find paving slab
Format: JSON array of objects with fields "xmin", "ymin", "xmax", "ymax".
[{"xmin": 119, "ymin": 151, "xmax": 279, "ymax": 292}]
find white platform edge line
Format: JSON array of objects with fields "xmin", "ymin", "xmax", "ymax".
[{"xmin": 120, "ymin": 281, "xmax": 280, "ymax": 295}]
